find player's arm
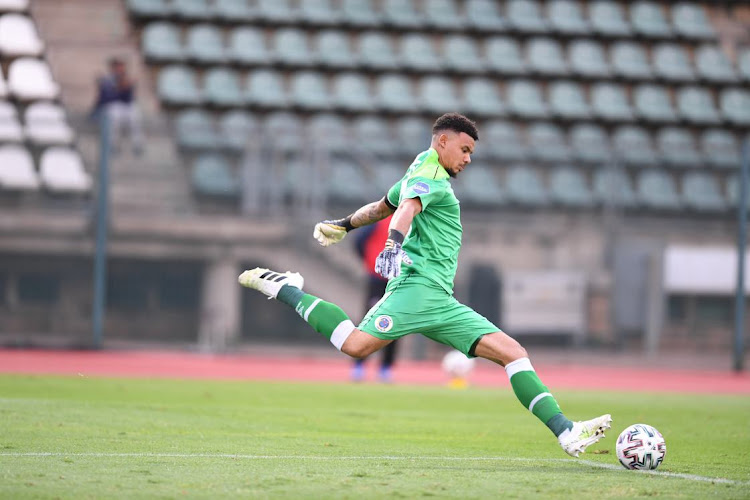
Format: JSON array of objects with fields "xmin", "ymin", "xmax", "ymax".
[
  {"xmin": 374, "ymin": 198, "xmax": 422, "ymax": 279},
  {"xmin": 313, "ymin": 197, "xmax": 394, "ymax": 247}
]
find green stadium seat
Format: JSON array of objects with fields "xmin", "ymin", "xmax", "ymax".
[
  {"xmin": 570, "ymin": 124, "xmax": 611, "ymax": 165},
  {"xmin": 395, "ymin": 117, "xmax": 431, "ymax": 155},
  {"xmin": 672, "ymin": 3, "xmax": 716, "ymax": 40},
  {"xmin": 290, "ymin": 71, "xmax": 330, "ymax": 111},
  {"xmin": 466, "ymin": 0, "xmax": 507, "ymax": 32},
  {"xmin": 257, "ymin": 0, "xmax": 297, "ymax": 23},
  {"xmin": 328, "ymin": 161, "xmax": 370, "ymax": 203},
  {"xmin": 425, "ymin": 0, "xmax": 466, "ymax": 31},
  {"xmin": 214, "ymin": 0, "xmax": 255, "ymax": 23},
  {"xmin": 419, "ymin": 76, "xmax": 460, "ymax": 114},
  {"xmin": 273, "ymin": 28, "xmax": 314, "ymax": 67},
  {"xmin": 613, "ymin": 126, "xmax": 658, "ymax": 167},
  {"xmin": 308, "ymin": 113, "xmax": 349, "ymax": 153},
  {"xmin": 192, "ymin": 154, "xmax": 239, "ymax": 197},
  {"xmin": 157, "ymin": 65, "xmax": 202, "ymax": 106},
  {"xmin": 316, "ymin": 30, "xmax": 356, "ymax": 69},
  {"xmin": 400, "ymin": 34, "xmax": 442, "ymax": 72},
  {"xmin": 738, "ymin": 48, "xmax": 750, "ymax": 82},
  {"xmin": 656, "ymin": 127, "xmax": 703, "ymax": 168},
  {"xmin": 720, "ymin": 88, "xmax": 750, "ymax": 127},
  {"xmin": 142, "ymin": 22, "xmax": 184, "ymax": 62},
  {"xmin": 550, "ymin": 167, "xmax": 594, "ymax": 208},
  {"xmin": 507, "ymin": 79, "xmax": 548, "ymax": 119},
  {"xmin": 630, "ymin": 1, "xmax": 673, "ymax": 38},
  {"xmin": 332, "ymin": 73, "xmax": 374, "ymax": 113},
  {"xmin": 653, "ymin": 43, "xmax": 696, "ymax": 82},
  {"xmin": 203, "ymin": 68, "xmax": 243, "ymax": 107},
  {"xmin": 483, "ymin": 120, "xmax": 527, "ymax": 161},
  {"xmin": 373, "ymin": 161, "xmax": 406, "ymax": 194},
  {"xmin": 186, "ymin": 24, "xmax": 226, "ymax": 64},
  {"xmin": 127, "ymin": 0, "xmax": 172, "ymax": 19},
  {"xmin": 700, "ymin": 129, "xmax": 741, "ymax": 169},
  {"xmin": 299, "ymin": 0, "xmax": 341, "ymax": 26},
  {"xmin": 173, "ymin": 0, "xmax": 212, "ymax": 20},
  {"xmin": 610, "ymin": 42, "xmax": 653, "ymax": 80},
  {"xmin": 547, "ymin": 0, "xmax": 590, "ymax": 36},
  {"xmin": 218, "ymin": 111, "xmax": 258, "ymax": 152},
  {"xmin": 462, "ymin": 78, "xmax": 506, "ymax": 117},
  {"xmin": 591, "ymin": 83, "xmax": 635, "ymax": 122},
  {"xmin": 633, "ymin": 84, "xmax": 678, "ymax": 124},
  {"xmin": 677, "ymin": 86, "xmax": 721, "ymax": 125},
  {"xmin": 342, "ymin": 0, "xmax": 381, "ymax": 28},
  {"xmin": 507, "ymin": 0, "xmax": 549, "ymax": 34},
  {"xmin": 375, "ymin": 74, "xmax": 418, "ymax": 113},
  {"xmin": 443, "ymin": 35, "xmax": 484, "ymax": 73},
  {"xmin": 593, "ymin": 168, "xmax": 637, "ymax": 208},
  {"xmin": 569, "ymin": 40, "xmax": 610, "ymax": 78},
  {"xmin": 527, "ymin": 37, "xmax": 568, "ymax": 76},
  {"xmin": 484, "ymin": 36, "xmax": 526, "ymax": 75},
  {"xmin": 382, "ymin": 0, "xmax": 423, "ymax": 29},
  {"xmin": 245, "ymin": 69, "xmax": 287, "ymax": 109},
  {"xmin": 695, "ymin": 45, "xmax": 738, "ymax": 83},
  {"xmin": 175, "ymin": 109, "xmax": 217, "ymax": 151},
  {"xmin": 460, "ymin": 166, "xmax": 506, "ymax": 207},
  {"xmin": 506, "ymin": 165, "xmax": 549, "ymax": 206},
  {"xmin": 266, "ymin": 112, "xmax": 303, "ymax": 152},
  {"xmin": 353, "ymin": 116, "xmax": 392, "ymax": 157},
  {"xmin": 588, "ymin": 1, "xmax": 632, "ymax": 37},
  {"xmin": 682, "ymin": 172, "xmax": 727, "ymax": 212},
  {"xmin": 358, "ymin": 32, "xmax": 398, "ymax": 71},
  {"xmin": 528, "ymin": 123, "xmax": 571, "ymax": 163},
  {"xmin": 636, "ymin": 169, "xmax": 682, "ymax": 210},
  {"xmin": 549, "ymin": 81, "xmax": 591, "ymax": 120},
  {"xmin": 726, "ymin": 174, "xmax": 750, "ymax": 210},
  {"xmin": 228, "ymin": 27, "xmax": 268, "ymax": 66}
]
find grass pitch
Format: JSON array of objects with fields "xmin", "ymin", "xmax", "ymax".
[{"xmin": 0, "ymin": 374, "xmax": 748, "ymax": 499}]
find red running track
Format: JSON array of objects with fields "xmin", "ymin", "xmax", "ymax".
[{"xmin": 0, "ymin": 349, "xmax": 748, "ymax": 394}]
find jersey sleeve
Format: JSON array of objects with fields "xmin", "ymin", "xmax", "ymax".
[
  {"xmin": 386, "ymin": 180, "xmax": 401, "ymax": 209},
  {"xmin": 401, "ymin": 176, "xmax": 447, "ymax": 210}
]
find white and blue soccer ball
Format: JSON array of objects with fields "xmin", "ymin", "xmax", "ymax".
[
  {"xmin": 441, "ymin": 350, "xmax": 476, "ymax": 378},
  {"xmin": 616, "ymin": 423, "xmax": 667, "ymax": 470}
]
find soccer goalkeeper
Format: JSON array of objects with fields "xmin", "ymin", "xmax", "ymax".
[{"xmin": 239, "ymin": 113, "xmax": 611, "ymax": 457}]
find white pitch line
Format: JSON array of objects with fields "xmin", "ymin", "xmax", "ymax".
[{"xmin": 0, "ymin": 453, "xmax": 747, "ymax": 486}]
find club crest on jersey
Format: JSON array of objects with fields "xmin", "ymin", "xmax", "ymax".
[
  {"xmin": 375, "ymin": 315, "xmax": 394, "ymax": 333},
  {"xmin": 413, "ymin": 182, "xmax": 430, "ymax": 195}
]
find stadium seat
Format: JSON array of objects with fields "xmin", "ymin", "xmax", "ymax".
[
  {"xmin": 593, "ymin": 168, "xmax": 637, "ymax": 208},
  {"xmin": 570, "ymin": 124, "xmax": 611, "ymax": 165},
  {"xmin": 299, "ymin": 0, "xmax": 341, "ymax": 26},
  {"xmin": 484, "ymin": 37, "xmax": 526, "ymax": 75},
  {"xmin": 203, "ymin": 68, "xmax": 243, "ymax": 107},
  {"xmin": 549, "ymin": 81, "xmax": 590, "ymax": 120},
  {"xmin": 588, "ymin": 0, "xmax": 632, "ymax": 37},
  {"xmin": 653, "ymin": 43, "xmax": 696, "ymax": 82},
  {"xmin": 214, "ymin": 0, "xmax": 255, "ymax": 22},
  {"xmin": 308, "ymin": 113, "xmax": 349, "ymax": 153},
  {"xmin": 374, "ymin": 74, "xmax": 418, "ymax": 113},
  {"xmin": 528, "ymin": 123, "xmax": 571, "ymax": 163},
  {"xmin": 228, "ymin": 28, "xmax": 268, "ymax": 66},
  {"xmin": 506, "ymin": 165, "xmax": 549, "ymax": 206},
  {"xmin": 676, "ymin": 86, "xmax": 721, "ymax": 125},
  {"xmin": 186, "ymin": 24, "xmax": 226, "ymax": 64},
  {"xmin": 630, "ymin": 1, "xmax": 673, "ymax": 38},
  {"xmin": 460, "ymin": 166, "xmax": 506, "ymax": 207},
  {"xmin": 315, "ymin": 30, "xmax": 356, "ymax": 69},
  {"xmin": 265, "ymin": 112, "xmax": 303, "ymax": 152},
  {"xmin": 142, "ymin": 22, "xmax": 184, "ymax": 62},
  {"xmin": 482, "ymin": 120, "xmax": 527, "ymax": 161},
  {"xmin": 550, "ymin": 167, "xmax": 594, "ymax": 208},
  {"xmin": 0, "ymin": 0, "xmax": 28, "ymax": 12},
  {"xmin": 400, "ymin": 34, "xmax": 442, "ymax": 72},
  {"xmin": 39, "ymin": 147, "xmax": 92, "ymax": 194},
  {"xmin": 443, "ymin": 36, "xmax": 484, "ymax": 73},
  {"xmin": 157, "ymin": 65, "xmax": 201, "ymax": 106},
  {"xmin": 465, "ymin": 0, "xmax": 507, "ymax": 32},
  {"xmin": 419, "ymin": 77, "xmax": 460, "ymax": 114},
  {"xmin": 342, "ymin": 0, "xmax": 380, "ymax": 28},
  {"xmin": 738, "ymin": 48, "xmax": 750, "ymax": 82},
  {"xmin": 671, "ymin": 2, "xmax": 716, "ymax": 40},
  {"xmin": 218, "ymin": 111, "xmax": 257, "ymax": 152},
  {"xmin": 610, "ymin": 42, "xmax": 653, "ymax": 80},
  {"xmin": 175, "ymin": 109, "xmax": 217, "ymax": 151},
  {"xmin": 245, "ymin": 69, "xmax": 287, "ymax": 109},
  {"xmin": 720, "ymin": 88, "xmax": 750, "ymax": 127},
  {"xmin": 23, "ymin": 102, "xmax": 74, "ymax": 145},
  {"xmin": 0, "ymin": 101, "xmax": 22, "ymax": 142},
  {"xmin": 173, "ymin": 0, "xmax": 212, "ymax": 20},
  {"xmin": 726, "ymin": 174, "xmax": 750, "ymax": 210},
  {"xmin": 700, "ymin": 129, "xmax": 741, "ymax": 169},
  {"xmin": 127, "ymin": 0, "xmax": 172, "ymax": 19},
  {"xmin": 273, "ymin": 29, "xmax": 314, "ymax": 67},
  {"xmin": 613, "ymin": 126, "xmax": 659, "ymax": 167},
  {"xmin": 328, "ymin": 160, "xmax": 370, "ymax": 203},
  {"xmin": 695, "ymin": 45, "xmax": 737, "ymax": 83},
  {"xmin": 0, "ymin": 144, "xmax": 38, "ymax": 190},
  {"xmin": 290, "ymin": 71, "xmax": 330, "ymax": 111},
  {"xmin": 257, "ymin": 0, "xmax": 297, "ymax": 23},
  {"xmin": 462, "ymin": 78, "xmax": 506, "ymax": 117},
  {"xmin": 682, "ymin": 171, "xmax": 727, "ymax": 212},
  {"xmin": 332, "ymin": 73, "xmax": 374, "ymax": 113},
  {"xmin": 7, "ymin": 58, "xmax": 59, "ymax": 100},
  {"xmin": 633, "ymin": 84, "xmax": 678, "ymax": 123},
  {"xmin": 372, "ymin": 161, "xmax": 405, "ymax": 193},
  {"xmin": 395, "ymin": 117, "xmax": 431, "ymax": 155},
  {"xmin": 382, "ymin": 0, "xmax": 423, "ymax": 29},
  {"xmin": 358, "ymin": 32, "xmax": 398, "ymax": 71},
  {"xmin": 568, "ymin": 40, "xmax": 610, "ymax": 78},
  {"xmin": 506, "ymin": 0, "xmax": 548, "ymax": 34},
  {"xmin": 636, "ymin": 169, "xmax": 682, "ymax": 210},
  {"xmin": 656, "ymin": 127, "xmax": 703, "ymax": 168},
  {"xmin": 0, "ymin": 14, "xmax": 43, "ymax": 57},
  {"xmin": 192, "ymin": 154, "xmax": 239, "ymax": 197},
  {"xmin": 353, "ymin": 116, "xmax": 392, "ymax": 156},
  {"xmin": 425, "ymin": 0, "xmax": 465, "ymax": 31},
  {"xmin": 547, "ymin": 0, "xmax": 590, "ymax": 35},
  {"xmin": 527, "ymin": 38, "xmax": 568, "ymax": 76},
  {"xmin": 507, "ymin": 79, "xmax": 548, "ymax": 119},
  {"xmin": 590, "ymin": 83, "xmax": 634, "ymax": 122},
  {"xmin": 0, "ymin": 68, "xmax": 6, "ymax": 98}
]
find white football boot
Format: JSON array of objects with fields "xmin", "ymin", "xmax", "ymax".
[
  {"xmin": 238, "ymin": 268, "xmax": 304, "ymax": 299},
  {"xmin": 559, "ymin": 414, "xmax": 612, "ymax": 458}
]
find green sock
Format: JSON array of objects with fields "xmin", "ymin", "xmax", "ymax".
[
  {"xmin": 505, "ymin": 357, "xmax": 573, "ymax": 437},
  {"xmin": 276, "ymin": 284, "xmax": 355, "ymax": 349}
]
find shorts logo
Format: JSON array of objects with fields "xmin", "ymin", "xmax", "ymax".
[
  {"xmin": 413, "ymin": 182, "xmax": 430, "ymax": 195},
  {"xmin": 375, "ymin": 315, "xmax": 394, "ymax": 333}
]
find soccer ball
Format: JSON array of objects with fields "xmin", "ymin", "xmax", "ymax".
[
  {"xmin": 441, "ymin": 350, "xmax": 476, "ymax": 378},
  {"xmin": 616, "ymin": 423, "xmax": 667, "ymax": 470}
]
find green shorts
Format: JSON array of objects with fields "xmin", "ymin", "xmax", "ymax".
[{"xmin": 358, "ymin": 274, "xmax": 499, "ymax": 357}]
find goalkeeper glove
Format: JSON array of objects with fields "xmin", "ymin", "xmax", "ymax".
[
  {"xmin": 374, "ymin": 230, "xmax": 412, "ymax": 279},
  {"xmin": 313, "ymin": 216, "xmax": 354, "ymax": 247}
]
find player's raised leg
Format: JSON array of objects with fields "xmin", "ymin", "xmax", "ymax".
[{"xmin": 474, "ymin": 332, "xmax": 611, "ymax": 457}]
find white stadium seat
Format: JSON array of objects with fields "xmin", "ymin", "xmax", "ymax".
[
  {"xmin": 0, "ymin": 0, "xmax": 29, "ymax": 12},
  {"xmin": 0, "ymin": 14, "xmax": 43, "ymax": 56},
  {"xmin": 7, "ymin": 58, "xmax": 60, "ymax": 100},
  {"xmin": 23, "ymin": 102, "xmax": 74, "ymax": 144},
  {"xmin": 0, "ymin": 144, "xmax": 39, "ymax": 190},
  {"xmin": 0, "ymin": 101, "xmax": 23, "ymax": 142},
  {"xmin": 39, "ymin": 147, "xmax": 92, "ymax": 193}
]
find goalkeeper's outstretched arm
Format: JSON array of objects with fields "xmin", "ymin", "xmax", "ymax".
[{"xmin": 313, "ymin": 197, "xmax": 395, "ymax": 247}]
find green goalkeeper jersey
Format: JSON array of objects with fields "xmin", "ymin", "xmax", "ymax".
[{"xmin": 386, "ymin": 148, "xmax": 462, "ymax": 295}]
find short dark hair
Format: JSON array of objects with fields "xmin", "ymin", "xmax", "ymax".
[{"xmin": 432, "ymin": 113, "xmax": 479, "ymax": 141}]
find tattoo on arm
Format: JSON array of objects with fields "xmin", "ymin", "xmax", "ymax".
[{"xmin": 350, "ymin": 198, "xmax": 395, "ymax": 229}]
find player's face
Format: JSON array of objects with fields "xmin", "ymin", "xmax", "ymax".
[{"xmin": 437, "ymin": 131, "xmax": 475, "ymax": 178}]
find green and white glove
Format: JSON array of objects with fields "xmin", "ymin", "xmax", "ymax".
[
  {"xmin": 374, "ymin": 230, "xmax": 412, "ymax": 279},
  {"xmin": 313, "ymin": 217, "xmax": 353, "ymax": 247}
]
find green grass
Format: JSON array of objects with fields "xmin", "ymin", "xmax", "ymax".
[{"xmin": 0, "ymin": 375, "xmax": 748, "ymax": 499}]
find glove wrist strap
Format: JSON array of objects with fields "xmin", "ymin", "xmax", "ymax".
[
  {"xmin": 339, "ymin": 215, "xmax": 355, "ymax": 232},
  {"xmin": 388, "ymin": 229, "xmax": 405, "ymax": 245}
]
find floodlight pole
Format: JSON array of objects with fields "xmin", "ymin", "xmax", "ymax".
[
  {"xmin": 735, "ymin": 139, "xmax": 749, "ymax": 373},
  {"xmin": 92, "ymin": 112, "xmax": 111, "ymax": 349}
]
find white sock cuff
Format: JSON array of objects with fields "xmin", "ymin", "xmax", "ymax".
[
  {"xmin": 330, "ymin": 320, "xmax": 355, "ymax": 351},
  {"xmin": 505, "ymin": 357, "xmax": 535, "ymax": 379}
]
